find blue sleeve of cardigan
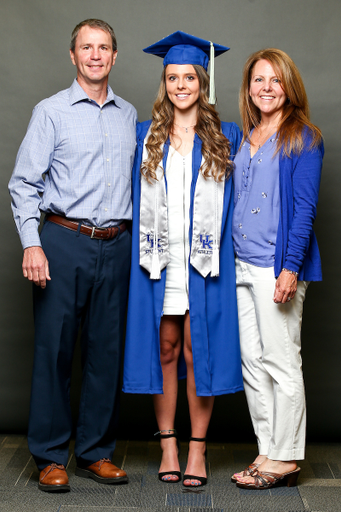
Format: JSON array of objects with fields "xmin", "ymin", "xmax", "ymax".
[{"xmin": 283, "ymin": 141, "xmax": 324, "ymax": 273}]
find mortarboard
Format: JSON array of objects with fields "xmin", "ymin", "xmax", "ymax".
[{"xmin": 143, "ymin": 31, "xmax": 230, "ymax": 105}]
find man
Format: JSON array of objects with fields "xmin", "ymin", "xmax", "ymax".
[{"xmin": 8, "ymin": 19, "xmax": 137, "ymax": 493}]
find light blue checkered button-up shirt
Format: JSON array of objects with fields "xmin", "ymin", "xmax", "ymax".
[{"xmin": 9, "ymin": 79, "xmax": 137, "ymax": 249}]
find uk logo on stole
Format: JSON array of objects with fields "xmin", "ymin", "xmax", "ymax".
[
  {"xmin": 198, "ymin": 234, "xmax": 213, "ymax": 254},
  {"xmin": 145, "ymin": 233, "xmax": 164, "ymax": 254}
]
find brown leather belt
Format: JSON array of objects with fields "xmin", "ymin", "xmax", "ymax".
[{"xmin": 46, "ymin": 214, "xmax": 126, "ymax": 240}]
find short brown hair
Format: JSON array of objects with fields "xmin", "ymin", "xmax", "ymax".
[{"xmin": 70, "ymin": 19, "xmax": 117, "ymax": 53}]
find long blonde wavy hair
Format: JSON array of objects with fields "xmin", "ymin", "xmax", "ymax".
[
  {"xmin": 141, "ymin": 64, "xmax": 233, "ymax": 182},
  {"xmin": 240, "ymin": 48, "xmax": 322, "ymax": 156}
]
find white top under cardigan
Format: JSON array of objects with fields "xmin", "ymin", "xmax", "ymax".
[{"xmin": 163, "ymin": 146, "xmax": 192, "ymax": 315}]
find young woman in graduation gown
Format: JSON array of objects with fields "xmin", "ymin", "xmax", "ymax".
[{"xmin": 123, "ymin": 31, "xmax": 243, "ymax": 487}]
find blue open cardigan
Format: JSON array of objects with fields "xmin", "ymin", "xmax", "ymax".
[
  {"xmin": 123, "ymin": 120, "xmax": 244, "ymax": 397},
  {"xmin": 274, "ymin": 135, "xmax": 324, "ymax": 280}
]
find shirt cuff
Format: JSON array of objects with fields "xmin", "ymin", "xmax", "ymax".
[{"xmin": 20, "ymin": 230, "xmax": 42, "ymax": 250}]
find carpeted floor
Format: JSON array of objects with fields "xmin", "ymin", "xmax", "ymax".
[{"xmin": 1, "ymin": 435, "xmax": 340, "ymax": 511}]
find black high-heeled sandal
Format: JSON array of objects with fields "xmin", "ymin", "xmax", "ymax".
[
  {"xmin": 155, "ymin": 429, "xmax": 181, "ymax": 483},
  {"xmin": 183, "ymin": 437, "xmax": 207, "ymax": 487}
]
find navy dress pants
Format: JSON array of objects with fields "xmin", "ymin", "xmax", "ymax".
[{"xmin": 28, "ymin": 220, "xmax": 131, "ymax": 470}]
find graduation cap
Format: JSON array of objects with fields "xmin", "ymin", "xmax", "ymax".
[{"xmin": 143, "ymin": 31, "xmax": 230, "ymax": 105}]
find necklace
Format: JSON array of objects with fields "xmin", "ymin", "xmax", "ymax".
[
  {"xmin": 256, "ymin": 125, "xmax": 277, "ymax": 150},
  {"xmin": 174, "ymin": 122, "xmax": 196, "ymax": 133}
]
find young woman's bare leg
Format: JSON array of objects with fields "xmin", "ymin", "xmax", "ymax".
[
  {"xmin": 153, "ymin": 315, "xmax": 182, "ymax": 482},
  {"xmin": 183, "ymin": 312, "xmax": 214, "ymax": 486}
]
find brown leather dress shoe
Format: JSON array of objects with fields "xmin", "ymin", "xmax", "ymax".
[
  {"xmin": 38, "ymin": 463, "xmax": 70, "ymax": 492},
  {"xmin": 75, "ymin": 458, "xmax": 128, "ymax": 484}
]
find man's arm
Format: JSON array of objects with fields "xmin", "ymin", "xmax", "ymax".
[
  {"xmin": 9, "ymin": 104, "xmax": 55, "ymax": 247},
  {"xmin": 9, "ymin": 103, "xmax": 56, "ymax": 287}
]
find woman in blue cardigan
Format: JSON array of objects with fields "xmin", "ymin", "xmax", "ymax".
[
  {"xmin": 232, "ymin": 49, "xmax": 323, "ymax": 490},
  {"xmin": 123, "ymin": 32, "xmax": 243, "ymax": 487}
]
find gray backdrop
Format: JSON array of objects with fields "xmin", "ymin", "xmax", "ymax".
[{"xmin": 0, "ymin": 0, "xmax": 340, "ymax": 442}]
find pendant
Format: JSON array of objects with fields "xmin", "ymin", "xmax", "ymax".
[{"xmin": 185, "ymin": 128, "xmax": 188, "ymax": 133}]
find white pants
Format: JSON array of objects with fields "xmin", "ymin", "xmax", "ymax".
[{"xmin": 235, "ymin": 257, "xmax": 308, "ymax": 461}]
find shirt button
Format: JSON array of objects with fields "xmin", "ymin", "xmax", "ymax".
[
  {"xmin": 108, "ymin": 183, "xmax": 111, "ymax": 187},
  {"xmin": 104, "ymin": 208, "xmax": 108, "ymax": 212},
  {"xmin": 106, "ymin": 158, "xmax": 109, "ymax": 162},
  {"xmin": 105, "ymin": 133, "xmax": 108, "ymax": 137}
]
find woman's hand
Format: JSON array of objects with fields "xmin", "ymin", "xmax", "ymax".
[{"xmin": 273, "ymin": 270, "xmax": 297, "ymax": 304}]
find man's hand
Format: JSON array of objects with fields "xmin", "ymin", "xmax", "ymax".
[{"xmin": 22, "ymin": 246, "xmax": 51, "ymax": 289}]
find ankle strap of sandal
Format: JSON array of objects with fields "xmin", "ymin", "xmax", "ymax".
[
  {"xmin": 154, "ymin": 429, "xmax": 177, "ymax": 438},
  {"xmin": 189, "ymin": 437, "xmax": 206, "ymax": 442}
]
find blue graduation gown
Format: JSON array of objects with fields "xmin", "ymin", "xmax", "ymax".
[{"xmin": 123, "ymin": 120, "xmax": 243, "ymax": 397}]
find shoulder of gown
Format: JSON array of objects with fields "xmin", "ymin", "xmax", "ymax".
[{"xmin": 221, "ymin": 121, "xmax": 241, "ymax": 157}]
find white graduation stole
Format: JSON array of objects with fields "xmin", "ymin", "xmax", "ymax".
[
  {"xmin": 190, "ymin": 162, "xmax": 225, "ymax": 277},
  {"xmin": 139, "ymin": 131, "xmax": 225, "ymax": 280},
  {"xmin": 139, "ymin": 131, "xmax": 170, "ymax": 279}
]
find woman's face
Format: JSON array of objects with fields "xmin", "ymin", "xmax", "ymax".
[
  {"xmin": 249, "ymin": 59, "xmax": 287, "ymax": 121},
  {"xmin": 165, "ymin": 64, "xmax": 200, "ymax": 112}
]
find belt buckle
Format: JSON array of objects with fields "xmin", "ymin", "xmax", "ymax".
[{"xmin": 90, "ymin": 226, "xmax": 107, "ymax": 239}]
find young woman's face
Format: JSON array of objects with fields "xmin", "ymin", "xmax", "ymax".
[
  {"xmin": 165, "ymin": 64, "xmax": 200, "ymax": 112},
  {"xmin": 249, "ymin": 59, "xmax": 287, "ymax": 121}
]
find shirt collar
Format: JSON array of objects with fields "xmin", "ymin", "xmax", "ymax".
[{"xmin": 69, "ymin": 78, "xmax": 119, "ymax": 107}]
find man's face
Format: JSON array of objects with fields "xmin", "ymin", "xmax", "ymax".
[{"xmin": 70, "ymin": 26, "xmax": 117, "ymax": 87}]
